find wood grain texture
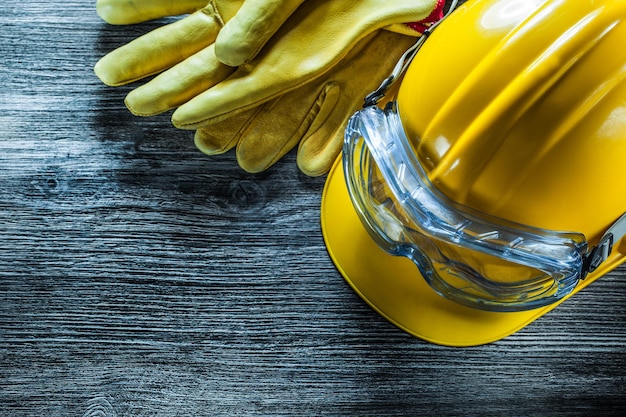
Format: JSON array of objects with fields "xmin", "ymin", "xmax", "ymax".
[{"xmin": 1, "ymin": 1, "xmax": 625, "ymax": 416}]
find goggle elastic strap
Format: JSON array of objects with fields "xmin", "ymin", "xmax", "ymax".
[{"xmin": 363, "ymin": 0, "xmax": 461, "ymax": 108}]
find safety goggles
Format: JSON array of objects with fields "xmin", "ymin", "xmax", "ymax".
[{"xmin": 343, "ymin": 101, "xmax": 626, "ymax": 311}]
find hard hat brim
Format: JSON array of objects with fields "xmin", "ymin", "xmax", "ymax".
[{"xmin": 321, "ymin": 154, "xmax": 596, "ymax": 346}]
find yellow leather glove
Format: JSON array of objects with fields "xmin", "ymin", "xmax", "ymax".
[
  {"xmin": 95, "ymin": 0, "xmax": 441, "ymax": 175},
  {"xmin": 169, "ymin": 0, "xmax": 438, "ymax": 130},
  {"xmin": 194, "ymin": 30, "xmax": 415, "ymax": 176},
  {"xmin": 95, "ymin": 0, "xmax": 438, "ymax": 121}
]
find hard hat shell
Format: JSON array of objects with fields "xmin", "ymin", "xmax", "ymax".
[
  {"xmin": 321, "ymin": 0, "xmax": 626, "ymax": 345},
  {"xmin": 398, "ymin": 0, "xmax": 626, "ymax": 257}
]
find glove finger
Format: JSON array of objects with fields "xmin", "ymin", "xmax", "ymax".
[
  {"xmin": 94, "ymin": 4, "xmax": 233, "ymax": 86},
  {"xmin": 295, "ymin": 79, "xmax": 360, "ymax": 176},
  {"xmin": 214, "ymin": 0, "xmax": 305, "ymax": 66},
  {"xmin": 261, "ymin": 79, "xmax": 344, "ymax": 177},
  {"xmin": 125, "ymin": 45, "xmax": 235, "ymax": 116},
  {"xmin": 233, "ymin": 82, "xmax": 338, "ymax": 174},
  {"xmin": 171, "ymin": 30, "xmax": 374, "ymax": 130},
  {"xmin": 96, "ymin": 0, "xmax": 209, "ymax": 25},
  {"xmin": 170, "ymin": 0, "xmax": 438, "ymax": 129},
  {"xmin": 297, "ymin": 31, "xmax": 416, "ymax": 176},
  {"xmin": 296, "ymin": 87, "xmax": 345, "ymax": 177},
  {"xmin": 297, "ymin": 126, "xmax": 344, "ymax": 177},
  {"xmin": 194, "ymin": 108, "xmax": 261, "ymax": 155}
]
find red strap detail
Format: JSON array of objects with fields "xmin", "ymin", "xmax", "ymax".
[{"xmin": 405, "ymin": 0, "xmax": 446, "ymax": 33}]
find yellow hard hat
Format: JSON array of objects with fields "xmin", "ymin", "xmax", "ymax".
[{"xmin": 321, "ymin": 0, "xmax": 626, "ymax": 346}]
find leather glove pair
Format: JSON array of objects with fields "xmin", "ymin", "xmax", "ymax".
[{"xmin": 95, "ymin": 0, "xmax": 443, "ymax": 176}]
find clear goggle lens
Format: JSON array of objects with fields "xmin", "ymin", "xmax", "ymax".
[{"xmin": 343, "ymin": 103, "xmax": 590, "ymax": 311}]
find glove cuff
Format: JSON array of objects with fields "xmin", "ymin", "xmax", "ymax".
[
  {"xmin": 384, "ymin": 0, "xmax": 446, "ymax": 36},
  {"xmin": 407, "ymin": 0, "xmax": 446, "ymax": 32}
]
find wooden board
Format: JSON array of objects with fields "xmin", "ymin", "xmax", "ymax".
[{"xmin": 1, "ymin": 1, "xmax": 625, "ymax": 415}]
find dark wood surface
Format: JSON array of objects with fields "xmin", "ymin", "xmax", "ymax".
[{"xmin": 1, "ymin": 1, "xmax": 625, "ymax": 415}]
